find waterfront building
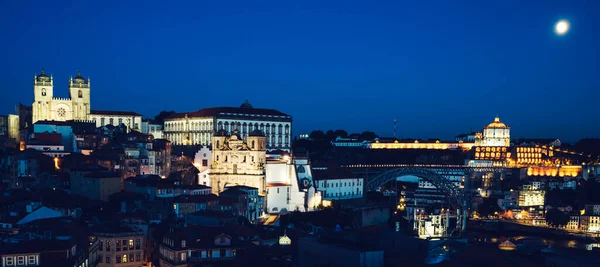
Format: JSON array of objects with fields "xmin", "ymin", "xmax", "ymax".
[
  {"xmin": 518, "ymin": 185, "xmax": 545, "ymax": 207},
  {"xmin": 32, "ymin": 69, "xmax": 91, "ymax": 124},
  {"xmin": 580, "ymin": 215, "xmax": 600, "ymax": 232},
  {"xmin": 209, "ymin": 129, "xmax": 266, "ymax": 195},
  {"xmin": 163, "ymin": 100, "xmax": 292, "ymax": 151}
]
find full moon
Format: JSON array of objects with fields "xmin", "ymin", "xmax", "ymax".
[{"xmin": 555, "ymin": 20, "xmax": 569, "ymax": 35}]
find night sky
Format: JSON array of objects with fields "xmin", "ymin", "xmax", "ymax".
[{"xmin": 1, "ymin": 0, "xmax": 598, "ymax": 142}]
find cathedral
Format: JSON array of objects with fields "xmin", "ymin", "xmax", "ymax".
[{"xmin": 32, "ymin": 68, "xmax": 91, "ymax": 124}]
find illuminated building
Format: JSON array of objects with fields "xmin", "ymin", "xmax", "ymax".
[
  {"xmin": 32, "ymin": 69, "xmax": 91, "ymax": 124},
  {"xmin": 526, "ymin": 166, "xmax": 581, "ymax": 177},
  {"xmin": 475, "ymin": 116, "xmax": 510, "ymax": 147},
  {"xmin": 370, "ymin": 139, "xmax": 474, "ymax": 151},
  {"xmin": 89, "ymin": 110, "xmax": 143, "ymax": 132},
  {"xmin": 265, "ymin": 156, "xmax": 319, "ymax": 213},
  {"xmin": 312, "ymin": 165, "xmax": 364, "ymax": 201},
  {"xmin": 209, "ymin": 129, "xmax": 266, "ymax": 195},
  {"xmin": 518, "ymin": 185, "xmax": 545, "ymax": 207},
  {"xmin": 163, "ymin": 100, "xmax": 292, "ymax": 151},
  {"xmin": 580, "ymin": 215, "xmax": 600, "ymax": 233},
  {"xmin": 93, "ymin": 226, "xmax": 145, "ymax": 267}
]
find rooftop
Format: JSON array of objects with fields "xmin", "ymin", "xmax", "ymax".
[
  {"xmin": 165, "ymin": 103, "xmax": 290, "ymax": 120},
  {"xmin": 90, "ymin": 110, "xmax": 142, "ymax": 116}
]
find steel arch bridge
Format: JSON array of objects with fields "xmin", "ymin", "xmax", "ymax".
[{"xmin": 367, "ymin": 167, "xmax": 466, "ymax": 211}]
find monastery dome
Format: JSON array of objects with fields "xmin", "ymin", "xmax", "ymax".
[{"xmin": 486, "ymin": 117, "xmax": 508, "ymax": 128}]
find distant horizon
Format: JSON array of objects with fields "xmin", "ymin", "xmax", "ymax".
[{"xmin": 2, "ymin": 1, "xmax": 599, "ymax": 142}]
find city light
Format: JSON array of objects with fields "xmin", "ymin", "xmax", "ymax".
[{"xmin": 555, "ymin": 20, "xmax": 570, "ymax": 35}]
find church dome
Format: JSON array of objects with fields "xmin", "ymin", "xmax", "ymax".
[
  {"xmin": 73, "ymin": 71, "xmax": 87, "ymax": 84},
  {"xmin": 486, "ymin": 116, "xmax": 508, "ymax": 128},
  {"xmin": 36, "ymin": 68, "xmax": 50, "ymax": 82},
  {"xmin": 240, "ymin": 100, "xmax": 253, "ymax": 108},
  {"xmin": 249, "ymin": 129, "xmax": 264, "ymax": 136}
]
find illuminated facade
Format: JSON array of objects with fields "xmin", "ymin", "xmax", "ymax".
[
  {"xmin": 209, "ymin": 129, "xmax": 266, "ymax": 195},
  {"xmin": 32, "ymin": 69, "xmax": 91, "ymax": 124},
  {"xmin": 370, "ymin": 139, "xmax": 474, "ymax": 151},
  {"xmin": 518, "ymin": 185, "xmax": 545, "ymax": 207},
  {"xmin": 94, "ymin": 228, "xmax": 145, "ymax": 267},
  {"xmin": 526, "ymin": 166, "xmax": 581, "ymax": 177},
  {"xmin": 265, "ymin": 156, "xmax": 319, "ymax": 213},
  {"xmin": 476, "ymin": 117, "xmax": 510, "ymax": 147},
  {"xmin": 163, "ymin": 101, "xmax": 292, "ymax": 151}
]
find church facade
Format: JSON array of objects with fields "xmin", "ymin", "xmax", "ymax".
[
  {"xmin": 32, "ymin": 69, "xmax": 91, "ymax": 124},
  {"xmin": 209, "ymin": 129, "xmax": 267, "ymax": 195}
]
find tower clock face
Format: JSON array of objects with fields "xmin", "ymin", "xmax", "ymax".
[{"xmin": 57, "ymin": 108, "xmax": 66, "ymax": 118}]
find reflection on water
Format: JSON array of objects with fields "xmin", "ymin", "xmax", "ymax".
[{"xmin": 469, "ymin": 233, "xmax": 599, "ymax": 251}]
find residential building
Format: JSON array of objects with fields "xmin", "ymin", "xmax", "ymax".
[
  {"xmin": 70, "ymin": 170, "xmax": 121, "ymax": 202},
  {"xmin": 31, "ymin": 69, "xmax": 91, "ymax": 124},
  {"xmin": 163, "ymin": 100, "xmax": 292, "ymax": 151},
  {"xmin": 93, "ymin": 225, "xmax": 145, "ymax": 267},
  {"xmin": 193, "ymin": 146, "xmax": 212, "ymax": 186},
  {"xmin": 221, "ymin": 185, "xmax": 264, "ymax": 223},
  {"xmin": 209, "ymin": 129, "xmax": 266, "ymax": 195},
  {"xmin": 567, "ymin": 214, "xmax": 580, "ymax": 231},
  {"xmin": 141, "ymin": 119, "xmax": 163, "ymax": 139},
  {"xmin": 124, "ymin": 175, "xmax": 211, "ymax": 200},
  {"xmin": 265, "ymin": 156, "xmax": 319, "ymax": 213},
  {"xmin": 580, "ymin": 215, "xmax": 600, "ymax": 233}
]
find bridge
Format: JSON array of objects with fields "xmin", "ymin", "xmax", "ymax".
[{"xmin": 341, "ymin": 164, "xmax": 506, "ymax": 234}]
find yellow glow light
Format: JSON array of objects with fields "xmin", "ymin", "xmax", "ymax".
[{"xmin": 555, "ymin": 20, "xmax": 569, "ymax": 35}]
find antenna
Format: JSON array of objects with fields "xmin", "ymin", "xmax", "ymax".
[{"xmin": 393, "ymin": 119, "xmax": 397, "ymax": 139}]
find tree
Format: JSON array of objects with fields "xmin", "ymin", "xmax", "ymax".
[
  {"xmin": 334, "ymin": 130, "xmax": 348, "ymax": 138},
  {"xmin": 359, "ymin": 131, "xmax": 378, "ymax": 141},
  {"xmin": 325, "ymin": 130, "xmax": 337, "ymax": 142},
  {"xmin": 477, "ymin": 197, "xmax": 502, "ymax": 217},
  {"xmin": 545, "ymin": 208, "xmax": 570, "ymax": 228},
  {"xmin": 153, "ymin": 110, "xmax": 176, "ymax": 124},
  {"xmin": 309, "ymin": 130, "xmax": 325, "ymax": 140}
]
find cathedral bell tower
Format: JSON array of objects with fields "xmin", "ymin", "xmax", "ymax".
[
  {"xmin": 69, "ymin": 71, "xmax": 91, "ymax": 121},
  {"xmin": 32, "ymin": 68, "xmax": 54, "ymax": 124}
]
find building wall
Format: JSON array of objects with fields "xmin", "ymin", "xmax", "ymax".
[
  {"xmin": 71, "ymin": 176, "xmax": 121, "ymax": 202},
  {"xmin": 96, "ymin": 234, "xmax": 144, "ymax": 267},
  {"xmin": 163, "ymin": 115, "xmax": 292, "ymax": 151},
  {"xmin": 89, "ymin": 114, "xmax": 142, "ymax": 132},
  {"xmin": 518, "ymin": 189, "xmax": 545, "ymax": 207},
  {"xmin": 316, "ymin": 178, "xmax": 363, "ymax": 200},
  {"xmin": 209, "ymin": 134, "xmax": 266, "ymax": 195}
]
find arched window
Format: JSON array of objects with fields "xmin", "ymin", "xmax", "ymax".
[
  {"xmin": 78, "ymin": 90, "xmax": 82, "ymax": 98},
  {"xmin": 252, "ymin": 140, "xmax": 255, "ymax": 149},
  {"xmin": 109, "ymin": 118, "xmax": 114, "ymax": 125},
  {"xmin": 41, "ymin": 88, "xmax": 46, "ymax": 96}
]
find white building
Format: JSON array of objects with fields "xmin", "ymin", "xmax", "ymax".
[
  {"xmin": 163, "ymin": 100, "xmax": 292, "ymax": 151},
  {"xmin": 194, "ymin": 146, "xmax": 212, "ymax": 186},
  {"xmin": 265, "ymin": 156, "xmax": 319, "ymax": 213},
  {"xmin": 32, "ymin": 69, "xmax": 91, "ymax": 124},
  {"xmin": 567, "ymin": 215, "xmax": 580, "ymax": 231},
  {"xmin": 142, "ymin": 120, "xmax": 164, "ymax": 139},
  {"xmin": 312, "ymin": 166, "xmax": 364, "ymax": 201},
  {"xmin": 89, "ymin": 110, "xmax": 143, "ymax": 132}
]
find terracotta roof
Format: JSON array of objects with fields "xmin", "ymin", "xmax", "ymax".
[
  {"xmin": 267, "ymin": 183, "xmax": 291, "ymax": 187},
  {"xmin": 165, "ymin": 106, "xmax": 290, "ymax": 120},
  {"xmin": 90, "ymin": 110, "xmax": 142, "ymax": 116}
]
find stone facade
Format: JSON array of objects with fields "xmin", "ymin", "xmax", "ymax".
[
  {"xmin": 209, "ymin": 130, "xmax": 266, "ymax": 195},
  {"xmin": 32, "ymin": 69, "xmax": 91, "ymax": 124}
]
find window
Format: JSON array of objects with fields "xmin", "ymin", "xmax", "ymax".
[
  {"xmin": 129, "ymin": 239, "xmax": 134, "ymax": 250},
  {"xmin": 106, "ymin": 255, "xmax": 111, "ymax": 263},
  {"xmin": 99, "ymin": 240, "xmax": 103, "ymax": 251},
  {"xmin": 233, "ymin": 164, "xmax": 237, "ymax": 174},
  {"xmin": 109, "ymin": 118, "xmax": 114, "ymax": 125},
  {"xmin": 123, "ymin": 239, "xmax": 129, "ymax": 251},
  {"xmin": 123, "ymin": 254, "xmax": 128, "ymax": 263},
  {"xmin": 6, "ymin": 257, "xmax": 13, "ymax": 265},
  {"xmin": 136, "ymin": 253, "xmax": 141, "ymax": 262},
  {"xmin": 180, "ymin": 252, "xmax": 186, "ymax": 261},
  {"xmin": 129, "ymin": 253, "xmax": 134, "ymax": 262},
  {"xmin": 41, "ymin": 88, "xmax": 46, "ymax": 96},
  {"xmin": 116, "ymin": 255, "xmax": 122, "ymax": 263},
  {"xmin": 212, "ymin": 249, "xmax": 220, "ymax": 258},
  {"xmin": 106, "ymin": 240, "xmax": 111, "ymax": 251},
  {"xmin": 201, "ymin": 250, "xmax": 207, "ymax": 258},
  {"xmin": 118, "ymin": 118, "xmax": 123, "ymax": 125},
  {"xmin": 78, "ymin": 90, "xmax": 82, "ymax": 98},
  {"xmin": 28, "ymin": 255, "xmax": 35, "ymax": 264},
  {"xmin": 116, "ymin": 240, "xmax": 121, "ymax": 251},
  {"xmin": 252, "ymin": 140, "xmax": 255, "ymax": 149},
  {"xmin": 135, "ymin": 239, "xmax": 141, "ymax": 250},
  {"xmin": 202, "ymin": 159, "xmax": 208, "ymax": 167},
  {"xmin": 17, "ymin": 256, "xmax": 24, "ymax": 265}
]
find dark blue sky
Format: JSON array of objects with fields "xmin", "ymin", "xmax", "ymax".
[{"xmin": 1, "ymin": 0, "xmax": 598, "ymax": 142}]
